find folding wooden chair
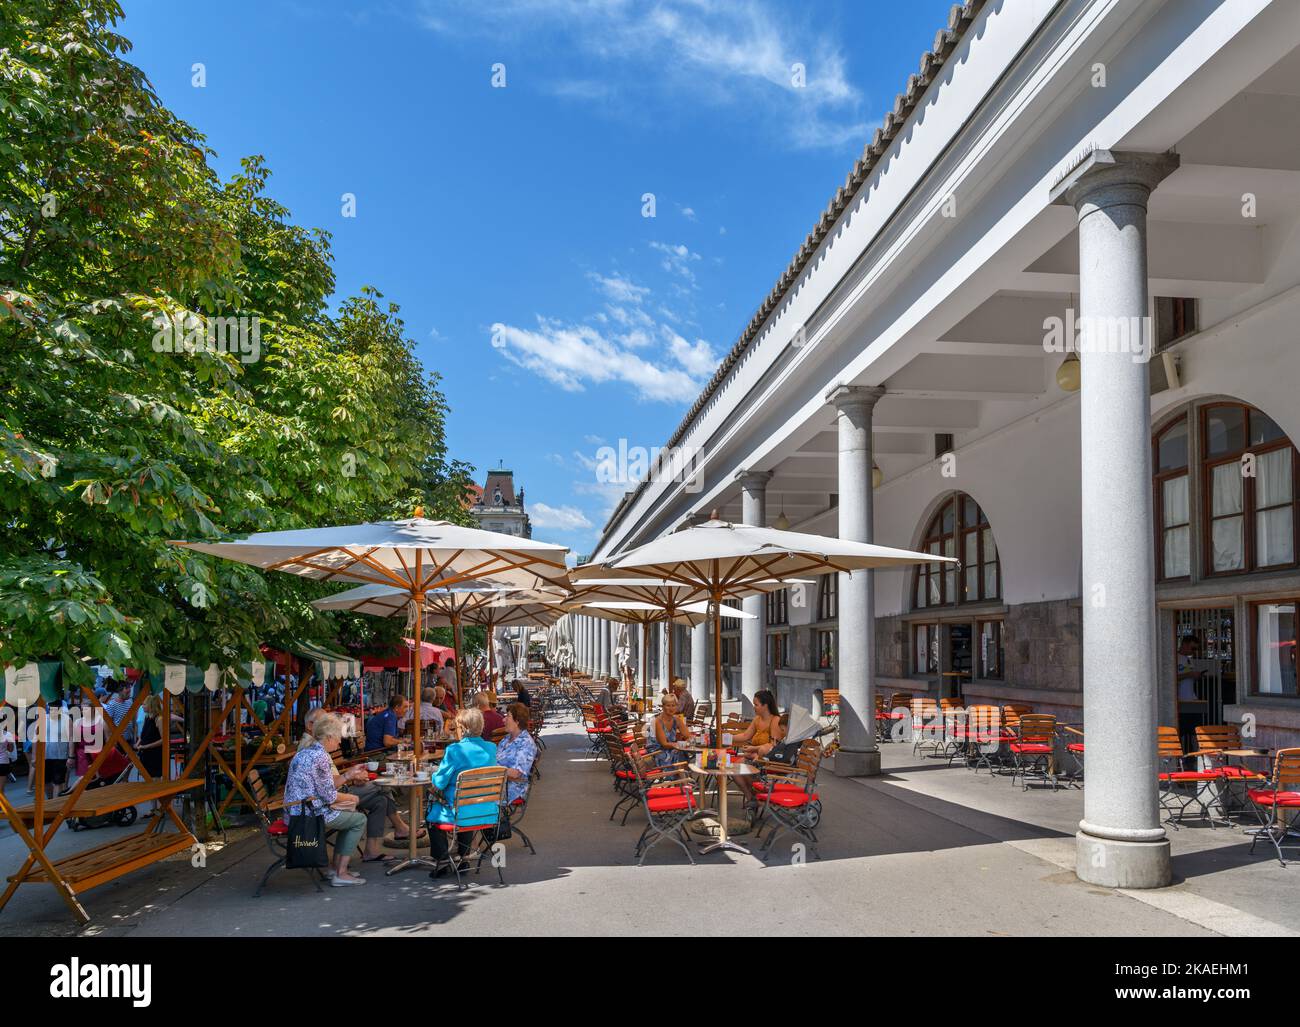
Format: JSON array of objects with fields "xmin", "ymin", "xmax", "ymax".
[
  {"xmin": 437, "ymin": 766, "xmax": 509, "ymax": 890},
  {"xmin": 754, "ymin": 741, "xmax": 824, "ymax": 862},
  {"xmin": 909, "ymin": 697, "xmax": 940, "ymax": 757},
  {"xmin": 627, "ymin": 755, "xmax": 699, "ymax": 866},
  {"xmin": 1246, "ymin": 748, "xmax": 1300, "ymax": 866},
  {"xmin": 249, "ymin": 769, "xmax": 325, "ymax": 897},
  {"xmin": 1008, "ymin": 714, "xmax": 1058, "ymax": 790},
  {"xmin": 1157, "ymin": 726, "xmax": 1227, "ymax": 829}
]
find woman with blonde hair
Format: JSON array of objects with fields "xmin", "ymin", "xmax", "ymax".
[
  {"xmin": 283, "ymin": 712, "xmax": 368, "ymax": 886},
  {"xmin": 425, "ymin": 707, "xmax": 498, "ymax": 877}
]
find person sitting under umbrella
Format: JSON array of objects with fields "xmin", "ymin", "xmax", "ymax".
[
  {"xmin": 733, "ymin": 689, "xmax": 785, "ymax": 805},
  {"xmin": 645, "ymin": 692, "xmax": 692, "ymax": 769},
  {"xmin": 426, "ymin": 708, "xmax": 498, "ymax": 878}
]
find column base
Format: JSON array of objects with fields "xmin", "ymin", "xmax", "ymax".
[
  {"xmin": 831, "ymin": 749, "xmax": 881, "ymax": 778},
  {"xmin": 1075, "ymin": 830, "xmax": 1172, "ymax": 889}
]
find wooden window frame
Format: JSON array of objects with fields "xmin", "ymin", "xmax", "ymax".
[
  {"xmin": 913, "ymin": 493, "xmax": 1001, "ymax": 610},
  {"xmin": 1153, "ymin": 415, "xmax": 1192, "ymax": 582},
  {"xmin": 1199, "ymin": 403, "xmax": 1299, "ymax": 579}
]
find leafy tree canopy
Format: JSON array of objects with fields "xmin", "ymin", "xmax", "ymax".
[{"xmin": 0, "ymin": 0, "xmax": 475, "ymax": 685}]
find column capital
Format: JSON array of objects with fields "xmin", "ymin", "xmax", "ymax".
[
  {"xmin": 825, "ymin": 383, "xmax": 886, "ymax": 412},
  {"xmin": 1049, "ymin": 148, "xmax": 1179, "ymax": 211},
  {"xmin": 734, "ymin": 469, "xmax": 772, "ymax": 490}
]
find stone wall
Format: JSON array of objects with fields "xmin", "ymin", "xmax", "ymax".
[
  {"xmin": 876, "ymin": 615, "xmax": 908, "ymax": 679},
  {"xmin": 1003, "ymin": 599, "xmax": 1081, "ymax": 692}
]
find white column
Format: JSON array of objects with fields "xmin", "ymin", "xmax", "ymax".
[
  {"xmin": 827, "ymin": 384, "xmax": 886, "ymax": 777},
  {"xmin": 691, "ymin": 622, "xmax": 709, "ymax": 703},
  {"xmin": 582, "ymin": 617, "xmax": 591, "ymax": 674},
  {"xmin": 1054, "ymin": 149, "xmax": 1177, "ymax": 889},
  {"xmin": 597, "ymin": 618, "xmax": 609, "ymax": 680},
  {"xmin": 738, "ymin": 470, "xmax": 770, "ymax": 710}
]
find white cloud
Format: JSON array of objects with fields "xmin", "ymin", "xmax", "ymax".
[
  {"xmin": 416, "ymin": 0, "xmax": 868, "ymax": 151},
  {"xmin": 530, "ymin": 502, "xmax": 593, "ymax": 530},
  {"xmin": 582, "ymin": 434, "xmax": 606, "ymax": 446},
  {"xmin": 488, "ymin": 264, "xmax": 719, "ymax": 404},
  {"xmin": 649, "ymin": 241, "xmax": 702, "ymax": 283}
]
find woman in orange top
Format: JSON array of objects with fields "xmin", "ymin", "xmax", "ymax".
[{"xmin": 734, "ymin": 690, "xmax": 785, "ymax": 804}]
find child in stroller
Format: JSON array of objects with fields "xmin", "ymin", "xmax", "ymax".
[{"xmin": 67, "ymin": 747, "xmax": 137, "ymax": 830}]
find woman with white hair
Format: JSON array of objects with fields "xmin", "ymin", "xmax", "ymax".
[
  {"xmin": 284, "ymin": 712, "xmax": 368, "ymax": 886},
  {"xmin": 425, "ymin": 707, "xmax": 498, "ymax": 878}
]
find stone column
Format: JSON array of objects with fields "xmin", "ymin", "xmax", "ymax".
[
  {"xmin": 582, "ymin": 616, "xmax": 591, "ymax": 674},
  {"xmin": 1052, "ymin": 149, "xmax": 1178, "ymax": 889},
  {"xmin": 827, "ymin": 384, "xmax": 886, "ymax": 777},
  {"xmin": 597, "ymin": 618, "xmax": 609, "ymax": 681},
  {"xmin": 738, "ymin": 470, "xmax": 771, "ymax": 711},
  {"xmin": 691, "ymin": 621, "xmax": 710, "ymax": 703}
]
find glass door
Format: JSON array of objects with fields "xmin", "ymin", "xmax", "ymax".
[{"xmin": 1173, "ymin": 607, "xmax": 1234, "ymax": 751}]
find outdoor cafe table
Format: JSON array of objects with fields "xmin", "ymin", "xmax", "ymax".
[
  {"xmin": 688, "ymin": 758, "xmax": 758, "ymax": 856},
  {"xmin": 373, "ymin": 767, "xmax": 437, "ymax": 875}
]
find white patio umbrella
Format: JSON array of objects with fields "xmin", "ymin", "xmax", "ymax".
[
  {"xmin": 572, "ymin": 515, "xmax": 956, "ymax": 734},
  {"xmin": 568, "ymin": 598, "xmax": 753, "ymax": 706},
  {"xmin": 171, "ymin": 514, "xmax": 570, "ymax": 762}
]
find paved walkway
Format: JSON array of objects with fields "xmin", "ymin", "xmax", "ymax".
[{"xmin": 0, "ymin": 722, "xmax": 1294, "ymax": 936}]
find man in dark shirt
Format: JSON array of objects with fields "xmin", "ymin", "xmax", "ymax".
[{"xmin": 365, "ymin": 695, "xmax": 407, "ymax": 750}]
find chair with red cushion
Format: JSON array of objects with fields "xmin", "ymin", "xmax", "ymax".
[
  {"xmin": 1157, "ymin": 726, "xmax": 1227, "ymax": 828},
  {"xmin": 249, "ymin": 769, "xmax": 325, "ymax": 898},
  {"xmin": 626, "ymin": 753, "xmax": 699, "ymax": 866},
  {"xmin": 909, "ymin": 697, "xmax": 941, "ymax": 757},
  {"xmin": 1194, "ymin": 724, "xmax": 1267, "ymax": 814},
  {"xmin": 751, "ymin": 739, "xmax": 823, "ymax": 839},
  {"xmin": 754, "ymin": 744, "xmax": 824, "ymax": 862},
  {"xmin": 439, "ymin": 765, "xmax": 509, "ymax": 890},
  {"xmin": 1060, "ymin": 724, "xmax": 1085, "ymax": 786},
  {"xmin": 1247, "ymin": 748, "xmax": 1300, "ymax": 866},
  {"xmin": 1008, "ymin": 714, "xmax": 1058, "ymax": 790}
]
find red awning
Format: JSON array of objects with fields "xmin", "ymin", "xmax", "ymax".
[{"xmin": 360, "ymin": 639, "xmax": 455, "ymax": 671}]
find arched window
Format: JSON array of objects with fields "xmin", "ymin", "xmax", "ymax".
[
  {"xmin": 1204, "ymin": 404, "xmax": 1296, "ymax": 573},
  {"xmin": 913, "ymin": 493, "xmax": 1000, "ymax": 609},
  {"xmin": 1154, "ymin": 403, "xmax": 1298, "ymax": 580}
]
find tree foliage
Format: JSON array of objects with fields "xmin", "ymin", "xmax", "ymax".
[{"xmin": 0, "ymin": 1, "xmax": 474, "ymax": 684}]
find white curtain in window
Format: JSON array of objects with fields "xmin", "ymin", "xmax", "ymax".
[
  {"xmin": 1211, "ymin": 518, "xmax": 1244, "ymax": 572},
  {"xmin": 1162, "ymin": 474, "xmax": 1188, "ymax": 527},
  {"xmin": 1211, "ymin": 462, "xmax": 1242, "ymax": 515},
  {"xmin": 1256, "ymin": 603, "xmax": 1296, "ymax": 695},
  {"xmin": 1164, "ymin": 526, "xmax": 1191, "ymax": 577},
  {"xmin": 1162, "ymin": 474, "xmax": 1191, "ymax": 577},
  {"xmin": 1256, "ymin": 449, "xmax": 1294, "ymax": 566}
]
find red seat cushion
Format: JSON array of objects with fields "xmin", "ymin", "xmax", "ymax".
[
  {"xmin": 1159, "ymin": 771, "xmax": 1218, "ymax": 782},
  {"xmin": 1217, "ymin": 766, "xmax": 1265, "ymax": 780},
  {"xmin": 1066, "ymin": 743, "xmax": 1085, "ymax": 753},
  {"xmin": 766, "ymin": 791, "xmax": 817, "ymax": 808},
  {"xmin": 753, "ymin": 781, "xmax": 803, "ymax": 794},
  {"xmin": 646, "ymin": 793, "xmax": 696, "ymax": 814},
  {"xmin": 510, "ymin": 798, "xmax": 524, "ymax": 807},
  {"xmin": 267, "ymin": 821, "xmax": 287, "ymax": 836},
  {"xmin": 1248, "ymin": 789, "xmax": 1300, "ymax": 807},
  {"xmin": 1009, "ymin": 743, "xmax": 1052, "ymax": 755}
]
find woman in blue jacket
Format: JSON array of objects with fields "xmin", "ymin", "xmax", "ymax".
[{"xmin": 427, "ymin": 707, "xmax": 498, "ymax": 876}]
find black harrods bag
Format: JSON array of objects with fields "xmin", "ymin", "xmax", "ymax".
[{"xmin": 286, "ymin": 797, "xmax": 329, "ymax": 869}]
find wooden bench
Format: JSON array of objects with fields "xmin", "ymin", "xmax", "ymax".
[
  {"xmin": 10, "ymin": 779, "xmax": 203, "ymax": 824},
  {"xmin": 10, "ymin": 828, "xmax": 195, "ymax": 894}
]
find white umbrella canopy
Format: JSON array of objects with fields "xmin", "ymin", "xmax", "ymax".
[
  {"xmin": 572, "ymin": 517, "xmax": 954, "ymax": 594},
  {"xmin": 571, "ymin": 599, "xmax": 752, "ymax": 627},
  {"xmin": 310, "ymin": 581, "xmax": 514, "ymax": 618},
  {"xmin": 173, "ymin": 516, "xmax": 572, "ymax": 594},
  {"xmin": 574, "ymin": 515, "xmax": 956, "ymax": 730}
]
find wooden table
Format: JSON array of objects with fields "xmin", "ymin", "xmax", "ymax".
[{"xmin": 689, "ymin": 759, "xmax": 758, "ymax": 856}]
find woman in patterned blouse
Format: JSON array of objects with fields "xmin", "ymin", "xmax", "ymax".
[
  {"xmin": 284, "ymin": 713, "xmax": 368, "ymax": 887},
  {"xmin": 496, "ymin": 703, "xmax": 538, "ymax": 804}
]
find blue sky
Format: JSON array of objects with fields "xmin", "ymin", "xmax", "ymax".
[{"xmin": 121, "ymin": 0, "xmax": 954, "ymax": 555}]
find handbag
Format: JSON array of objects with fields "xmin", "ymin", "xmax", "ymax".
[
  {"xmin": 285, "ymin": 796, "xmax": 329, "ymax": 869},
  {"xmin": 765, "ymin": 739, "xmax": 801, "ymax": 765}
]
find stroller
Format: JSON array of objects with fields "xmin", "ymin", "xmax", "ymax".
[{"xmin": 67, "ymin": 747, "xmax": 137, "ymax": 831}]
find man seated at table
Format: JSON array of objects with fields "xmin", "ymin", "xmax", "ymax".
[
  {"xmin": 433, "ymin": 685, "xmax": 456, "ymax": 718},
  {"xmin": 475, "ymin": 691, "xmax": 506, "ymax": 736},
  {"xmin": 418, "ymin": 687, "xmax": 445, "ymax": 731},
  {"xmin": 365, "ymin": 694, "xmax": 407, "ymax": 751}
]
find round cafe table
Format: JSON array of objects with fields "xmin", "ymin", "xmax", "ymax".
[
  {"xmin": 688, "ymin": 758, "xmax": 758, "ymax": 855},
  {"xmin": 374, "ymin": 762, "xmax": 439, "ymax": 875}
]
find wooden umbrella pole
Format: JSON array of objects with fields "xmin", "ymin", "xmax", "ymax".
[
  {"xmin": 666, "ymin": 618, "xmax": 675, "ymax": 702},
  {"xmin": 713, "ymin": 588, "xmax": 724, "ymax": 737},
  {"xmin": 412, "ymin": 593, "xmax": 424, "ymax": 761},
  {"xmin": 486, "ymin": 611, "xmax": 496, "ymax": 690},
  {"xmin": 641, "ymin": 621, "xmax": 650, "ymax": 707},
  {"xmin": 452, "ymin": 612, "xmax": 464, "ymax": 706}
]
